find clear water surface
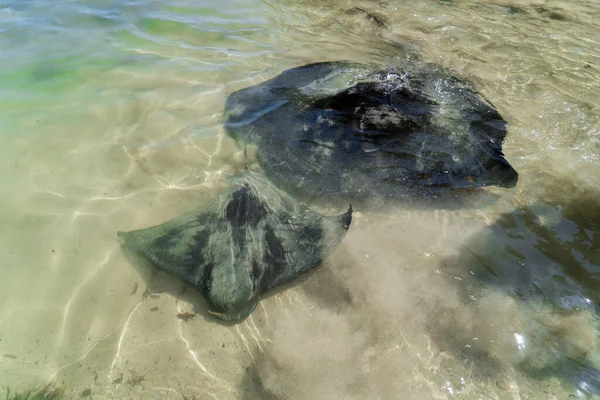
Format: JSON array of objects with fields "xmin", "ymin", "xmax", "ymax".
[{"xmin": 0, "ymin": 0, "xmax": 599, "ymax": 398}]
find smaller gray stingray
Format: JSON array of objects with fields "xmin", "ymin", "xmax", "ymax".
[{"xmin": 118, "ymin": 172, "xmax": 352, "ymax": 321}]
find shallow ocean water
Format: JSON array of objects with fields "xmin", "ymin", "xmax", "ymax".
[{"xmin": 0, "ymin": 0, "xmax": 599, "ymax": 399}]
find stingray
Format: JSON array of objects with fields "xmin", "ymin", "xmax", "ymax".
[
  {"xmin": 118, "ymin": 172, "xmax": 352, "ymax": 321},
  {"xmin": 224, "ymin": 61, "xmax": 518, "ymax": 202}
]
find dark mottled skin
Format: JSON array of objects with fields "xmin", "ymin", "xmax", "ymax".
[
  {"xmin": 118, "ymin": 172, "xmax": 352, "ymax": 321},
  {"xmin": 224, "ymin": 61, "xmax": 518, "ymax": 202}
]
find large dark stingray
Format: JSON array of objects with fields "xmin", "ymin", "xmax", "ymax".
[
  {"xmin": 224, "ymin": 61, "xmax": 518, "ymax": 202},
  {"xmin": 118, "ymin": 172, "xmax": 352, "ymax": 321}
]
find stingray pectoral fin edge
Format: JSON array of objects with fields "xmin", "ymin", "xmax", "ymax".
[
  {"xmin": 207, "ymin": 296, "xmax": 261, "ymax": 322},
  {"xmin": 343, "ymin": 204, "xmax": 352, "ymax": 229}
]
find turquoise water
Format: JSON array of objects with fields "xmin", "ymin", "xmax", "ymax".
[{"xmin": 1, "ymin": 0, "xmax": 599, "ymax": 399}]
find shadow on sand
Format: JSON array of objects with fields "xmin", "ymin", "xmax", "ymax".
[{"xmin": 432, "ymin": 186, "xmax": 600, "ymax": 396}]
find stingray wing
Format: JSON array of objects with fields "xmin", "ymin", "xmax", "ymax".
[
  {"xmin": 224, "ymin": 61, "xmax": 374, "ymax": 133},
  {"xmin": 118, "ymin": 210, "xmax": 217, "ymax": 292},
  {"xmin": 218, "ymin": 173, "xmax": 352, "ymax": 295}
]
